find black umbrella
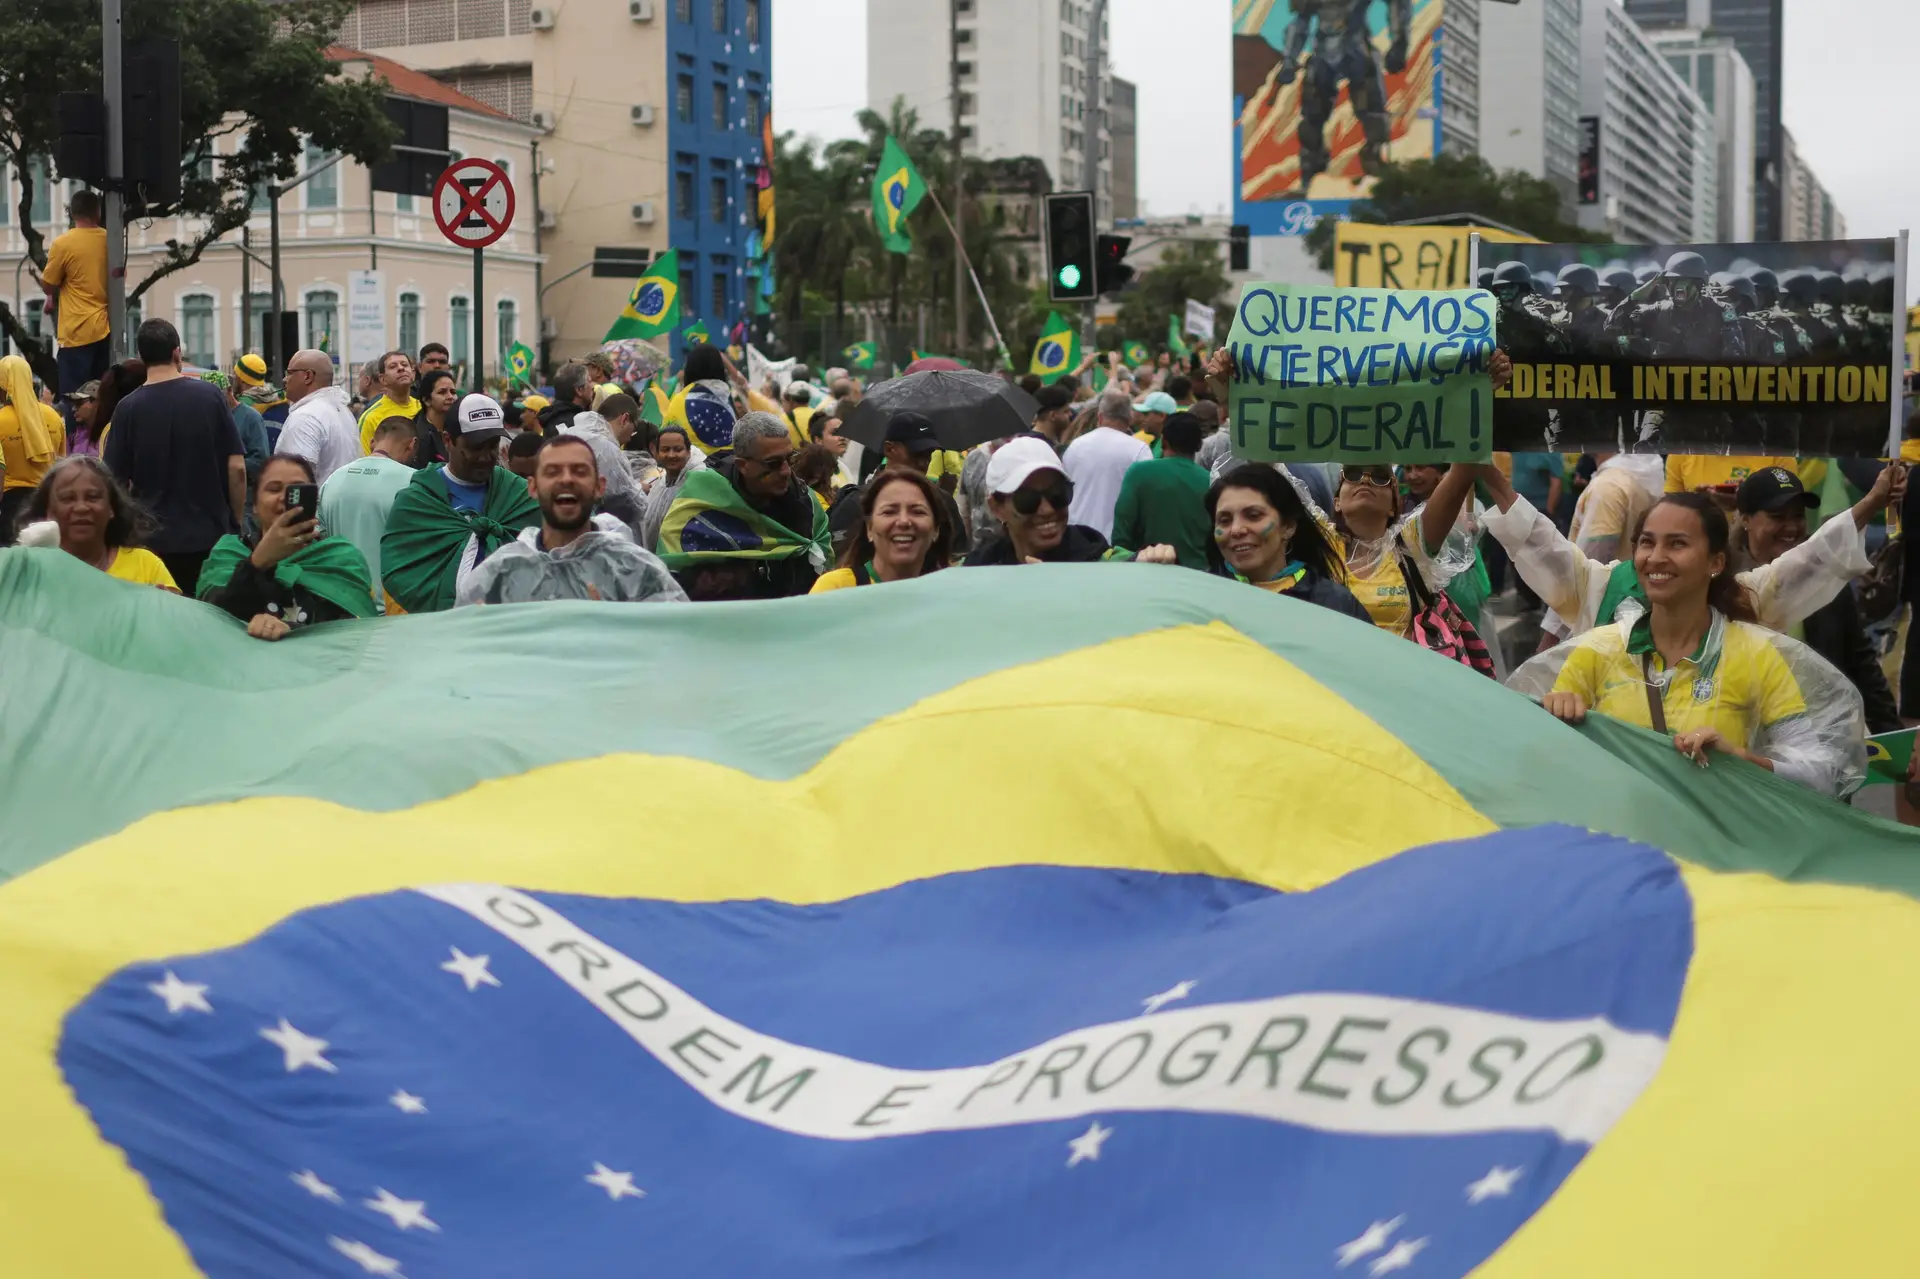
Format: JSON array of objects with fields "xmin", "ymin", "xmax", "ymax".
[{"xmin": 841, "ymin": 369, "xmax": 1039, "ymax": 453}]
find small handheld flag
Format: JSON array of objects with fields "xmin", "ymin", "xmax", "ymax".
[
  {"xmin": 872, "ymin": 136, "xmax": 928, "ymax": 255},
  {"xmin": 1167, "ymin": 314, "xmax": 1191, "ymax": 359},
  {"xmin": 605, "ymin": 249, "xmax": 680, "ymax": 341},
  {"xmin": 1123, "ymin": 340, "xmax": 1152, "ymax": 367},
  {"xmin": 684, "ymin": 320, "xmax": 712, "ymax": 347},
  {"xmin": 842, "ymin": 341, "xmax": 878, "ymax": 372},
  {"xmin": 506, "ymin": 342, "xmax": 537, "ymax": 386},
  {"xmin": 1030, "ymin": 312, "xmax": 1080, "ymax": 385}
]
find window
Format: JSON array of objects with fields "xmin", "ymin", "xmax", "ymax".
[
  {"xmin": 745, "ymin": 91, "xmax": 762, "ymax": 134},
  {"xmin": 180, "ymin": 295, "xmax": 216, "ymax": 367},
  {"xmin": 496, "ymin": 299, "xmax": 517, "ymax": 371},
  {"xmin": 1696, "ymin": 53, "xmax": 1715, "ymax": 110},
  {"xmin": 29, "ymin": 157, "xmax": 50, "ymax": 224},
  {"xmin": 125, "ymin": 297, "xmax": 142, "ymax": 335},
  {"xmin": 24, "ymin": 298, "xmax": 45, "ymax": 340},
  {"xmin": 744, "ymin": 0, "xmax": 760, "ymax": 41},
  {"xmin": 676, "ymin": 75, "xmax": 694, "ymax": 123},
  {"xmin": 711, "ymin": 273, "xmax": 727, "ymax": 322},
  {"xmin": 673, "ymin": 0, "xmax": 690, "ymax": 20},
  {"xmin": 959, "ymin": 93, "xmax": 976, "ymax": 116},
  {"xmin": 0, "ymin": 162, "xmax": 9, "ymax": 225},
  {"xmin": 395, "ymin": 190, "xmax": 413, "ymax": 214},
  {"xmin": 304, "ymin": 142, "xmax": 337, "ymax": 210},
  {"xmin": 675, "ymin": 170, "xmax": 694, "ymax": 220},
  {"xmin": 304, "ymin": 290, "xmax": 339, "ymax": 358},
  {"xmin": 710, "ymin": 0, "xmax": 725, "ymax": 32},
  {"xmin": 398, "ymin": 291, "xmax": 422, "ymax": 353},
  {"xmin": 710, "ymin": 176, "xmax": 727, "ymax": 223},
  {"xmin": 246, "ymin": 291, "xmax": 272, "ymax": 352},
  {"xmin": 251, "ymin": 182, "xmax": 271, "ymax": 214},
  {"xmin": 956, "ymin": 27, "xmax": 972, "ymax": 44},
  {"xmin": 449, "ymin": 296, "xmax": 471, "ymax": 367},
  {"xmin": 679, "ymin": 266, "xmax": 696, "ymax": 315},
  {"xmin": 712, "ymin": 82, "xmax": 729, "ymax": 130}
]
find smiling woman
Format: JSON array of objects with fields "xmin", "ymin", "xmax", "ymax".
[{"xmin": 810, "ymin": 469, "xmax": 955, "ymax": 591}]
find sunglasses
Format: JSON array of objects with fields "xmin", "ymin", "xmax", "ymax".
[
  {"xmin": 1342, "ymin": 466, "xmax": 1396, "ymax": 488},
  {"xmin": 746, "ymin": 451, "xmax": 795, "ymax": 472},
  {"xmin": 1010, "ymin": 480, "xmax": 1073, "ymax": 516}
]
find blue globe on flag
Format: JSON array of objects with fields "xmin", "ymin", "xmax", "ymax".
[
  {"xmin": 636, "ymin": 283, "xmax": 667, "ymax": 320},
  {"xmin": 1037, "ymin": 340, "xmax": 1065, "ymax": 369},
  {"xmin": 888, "ymin": 183, "xmax": 906, "ymax": 212}
]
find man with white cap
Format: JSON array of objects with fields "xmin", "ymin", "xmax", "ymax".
[{"xmin": 964, "ymin": 436, "xmax": 1175, "ymax": 567}]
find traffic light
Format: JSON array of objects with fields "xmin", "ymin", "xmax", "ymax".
[
  {"xmin": 1229, "ymin": 224, "xmax": 1251, "ymax": 272},
  {"xmin": 1044, "ymin": 191, "xmax": 1098, "ymax": 303},
  {"xmin": 123, "ymin": 40, "xmax": 182, "ymax": 212},
  {"xmin": 1095, "ymin": 233, "xmax": 1133, "ymax": 295},
  {"xmin": 55, "ymin": 94, "xmax": 106, "ymax": 184}
]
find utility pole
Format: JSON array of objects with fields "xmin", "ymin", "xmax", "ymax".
[
  {"xmin": 239, "ymin": 225, "xmax": 250, "ymax": 363},
  {"xmin": 268, "ymin": 185, "xmax": 284, "ymax": 377},
  {"xmin": 531, "ymin": 139, "xmax": 546, "ymax": 377},
  {"xmin": 1083, "ymin": 0, "xmax": 1110, "ymax": 360},
  {"xmin": 949, "ymin": 0, "xmax": 967, "ymax": 357},
  {"xmin": 102, "ymin": 0, "xmax": 125, "ymax": 360}
]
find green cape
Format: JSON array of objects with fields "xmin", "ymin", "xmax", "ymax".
[
  {"xmin": 656, "ymin": 468, "xmax": 830, "ymax": 571},
  {"xmin": 379, "ymin": 467, "xmax": 540, "ymax": 614},
  {"xmin": 195, "ymin": 534, "xmax": 378, "ymax": 620}
]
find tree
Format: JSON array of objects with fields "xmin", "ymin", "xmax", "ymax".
[
  {"xmin": 1303, "ymin": 154, "xmax": 1605, "ymax": 272},
  {"xmin": 1115, "ymin": 240, "xmax": 1231, "ymax": 345},
  {"xmin": 0, "ymin": 0, "xmax": 395, "ymax": 378}
]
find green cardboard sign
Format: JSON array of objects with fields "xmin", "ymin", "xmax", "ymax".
[{"xmin": 1226, "ymin": 284, "xmax": 1498, "ymax": 464}]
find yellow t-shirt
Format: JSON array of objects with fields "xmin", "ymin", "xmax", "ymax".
[
  {"xmin": 809, "ymin": 567, "xmax": 859, "ymax": 594},
  {"xmin": 1663, "ymin": 455, "xmax": 1801, "ymax": 494},
  {"xmin": 105, "ymin": 547, "xmax": 178, "ymax": 591},
  {"xmin": 1344, "ymin": 523, "xmax": 1422, "ymax": 633},
  {"xmin": 359, "ymin": 396, "xmax": 422, "ymax": 453},
  {"xmin": 926, "ymin": 450, "xmax": 966, "ymax": 483},
  {"xmin": 0, "ymin": 403, "xmax": 67, "ymax": 491},
  {"xmin": 42, "ymin": 227, "xmax": 109, "ymax": 347},
  {"xmin": 1552, "ymin": 616, "xmax": 1806, "ymax": 745},
  {"xmin": 1568, "ymin": 465, "xmax": 1655, "ymax": 559}
]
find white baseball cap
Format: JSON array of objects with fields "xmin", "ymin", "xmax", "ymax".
[
  {"xmin": 986, "ymin": 436, "xmax": 1067, "ymax": 497},
  {"xmin": 452, "ymin": 393, "xmax": 508, "ymax": 442}
]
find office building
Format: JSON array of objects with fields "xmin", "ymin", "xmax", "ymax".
[
  {"xmin": 869, "ymin": 0, "xmax": 1113, "ymax": 222},
  {"xmin": 0, "ymin": 51, "xmax": 539, "ymax": 377},
  {"xmin": 1477, "ymin": 0, "xmax": 1583, "ymax": 208},
  {"xmin": 1110, "ymin": 76, "xmax": 1137, "ymax": 220},
  {"xmin": 1780, "ymin": 128, "xmax": 1847, "ymax": 242},
  {"xmin": 1647, "ymin": 27, "xmax": 1756, "ymax": 242},
  {"xmin": 337, "ymin": 0, "xmax": 771, "ymax": 362},
  {"xmin": 1623, "ymin": 0, "xmax": 1782, "ymax": 239},
  {"xmin": 1576, "ymin": 0, "xmax": 1718, "ymax": 245},
  {"xmin": 1436, "ymin": 0, "xmax": 1484, "ymax": 158}
]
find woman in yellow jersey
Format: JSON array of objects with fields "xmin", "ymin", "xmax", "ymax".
[
  {"xmin": 810, "ymin": 469, "xmax": 953, "ymax": 592},
  {"xmin": 1332, "ymin": 461, "xmax": 1482, "ymax": 634},
  {"xmin": 16, "ymin": 456, "xmax": 177, "ymax": 590},
  {"xmin": 0, "ymin": 354, "xmax": 66, "ymax": 543},
  {"xmin": 1518, "ymin": 493, "xmax": 1864, "ymax": 795}
]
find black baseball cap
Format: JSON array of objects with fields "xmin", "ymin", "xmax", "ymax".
[
  {"xmin": 885, "ymin": 411, "xmax": 940, "ymax": 454},
  {"xmin": 1033, "ymin": 385, "xmax": 1073, "ymax": 413},
  {"xmin": 1735, "ymin": 466, "xmax": 1818, "ymax": 515}
]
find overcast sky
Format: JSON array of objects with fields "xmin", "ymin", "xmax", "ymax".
[{"xmin": 775, "ymin": 0, "xmax": 1919, "ymax": 302}]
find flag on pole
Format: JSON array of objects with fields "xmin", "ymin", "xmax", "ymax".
[
  {"xmin": 1030, "ymin": 312, "xmax": 1080, "ymax": 384},
  {"xmin": 1167, "ymin": 315, "xmax": 1192, "ymax": 359},
  {"xmin": 1123, "ymin": 340, "xmax": 1152, "ymax": 367},
  {"xmin": 605, "ymin": 249, "xmax": 680, "ymax": 341},
  {"xmin": 506, "ymin": 342, "xmax": 537, "ymax": 386},
  {"xmin": 842, "ymin": 342, "xmax": 878, "ymax": 372},
  {"xmin": 684, "ymin": 320, "xmax": 712, "ymax": 347},
  {"xmin": 872, "ymin": 136, "xmax": 928, "ymax": 255}
]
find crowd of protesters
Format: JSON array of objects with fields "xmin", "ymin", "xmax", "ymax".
[{"xmin": 3, "ymin": 292, "xmax": 1917, "ymax": 813}]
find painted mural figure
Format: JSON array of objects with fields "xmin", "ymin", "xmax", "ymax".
[{"xmin": 1272, "ymin": 0, "xmax": 1411, "ymax": 192}]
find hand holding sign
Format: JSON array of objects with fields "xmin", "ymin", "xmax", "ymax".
[{"xmin": 1225, "ymin": 283, "xmax": 1499, "ymax": 465}]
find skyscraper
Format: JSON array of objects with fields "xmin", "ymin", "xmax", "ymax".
[
  {"xmin": 1623, "ymin": 0, "xmax": 1783, "ymax": 239},
  {"xmin": 1478, "ymin": 0, "xmax": 1583, "ymax": 207}
]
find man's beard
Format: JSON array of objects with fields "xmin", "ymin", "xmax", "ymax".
[{"xmin": 542, "ymin": 493, "xmax": 595, "ymax": 531}]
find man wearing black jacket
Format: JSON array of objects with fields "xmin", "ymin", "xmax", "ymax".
[{"xmin": 538, "ymin": 362, "xmax": 594, "ymax": 435}]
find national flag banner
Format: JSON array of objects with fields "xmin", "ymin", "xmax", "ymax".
[
  {"xmin": 506, "ymin": 342, "xmax": 537, "ymax": 385},
  {"xmin": 605, "ymin": 248, "xmax": 680, "ymax": 341},
  {"xmin": 1123, "ymin": 340, "xmax": 1152, "ymax": 367},
  {"xmin": 683, "ymin": 320, "xmax": 712, "ymax": 347},
  {"xmin": 1031, "ymin": 311, "xmax": 1080, "ymax": 384},
  {"xmin": 640, "ymin": 380, "xmax": 669, "ymax": 426},
  {"xmin": 871, "ymin": 135, "xmax": 928, "ymax": 255},
  {"xmin": 1864, "ymin": 728, "xmax": 1917, "ymax": 785},
  {"xmin": 6, "ymin": 551, "xmax": 1920, "ymax": 1276},
  {"xmin": 1167, "ymin": 314, "xmax": 1192, "ymax": 359},
  {"xmin": 842, "ymin": 341, "xmax": 878, "ymax": 372}
]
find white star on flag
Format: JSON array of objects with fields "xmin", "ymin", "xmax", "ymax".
[
  {"xmin": 291, "ymin": 1169, "xmax": 342, "ymax": 1203},
  {"xmin": 147, "ymin": 970, "xmax": 212, "ymax": 1015},
  {"xmin": 329, "ymin": 1236, "xmax": 404, "ymax": 1276},
  {"xmin": 1141, "ymin": 980, "xmax": 1197, "ymax": 1014},
  {"xmin": 389, "ymin": 1089, "xmax": 428, "ymax": 1115},
  {"xmin": 1369, "ymin": 1237, "xmax": 1429, "ymax": 1276},
  {"xmin": 260, "ymin": 1019, "xmax": 336, "ymax": 1073},
  {"xmin": 364, "ymin": 1187, "xmax": 439, "ymax": 1233},
  {"xmin": 1065, "ymin": 1121, "xmax": 1112, "ymax": 1167},
  {"xmin": 1335, "ymin": 1216, "xmax": 1403, "ymax": 1268},
  {"xmin": 586, "ymin": 1162, "xmax": 645, "ymax": 1201},
  {"xmin": 440, "ymin": 947, "xmax": 501, "ymax": 992},
  {"xmin": 1466, "ymin": 1165, "xmax": 1524, "ymax": 1204}
]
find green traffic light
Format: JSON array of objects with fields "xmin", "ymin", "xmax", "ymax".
[{"xmin": 1057, "ymin": 264, "xmax": 1083, "ymax": 290}]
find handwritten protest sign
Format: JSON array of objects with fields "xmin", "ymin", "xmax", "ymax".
[{"xmin": 1227, "ymin": 284, "xmax": 1498, "ymax": 464}]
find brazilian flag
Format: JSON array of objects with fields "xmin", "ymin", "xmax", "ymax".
[
  {"xmin": 1030, "ymin": 311, "xmax": 1079, "ymax": 384},
  {"xmin": 842, "ymin": 341, "xmax": 878, "ymax": 372},
  {"xmin": 1167, "ymin": 314, "xmax": 1191, "ymax": 359},
  {"xmin": 5, "ymin": 550, "xmax": 1920, "ymax": 1276},
  {"xmin": 1123, "ymin": 340, "xmax": 1152, "ymax": 367},
  {"xmin": 605, "ymin": 248, "xmax": 679, "ymax": 341},
  {"xmin": 683, "ymin": 320, "xmax": 712, "ymax": 347},
  {"xmin": 506, "ymin": 341, "xmax": 537, "ymax": 386},
  {"xmin": 871, "ymin": 135, "xmax": 927, "ymax": 255},
  {"xmin": 640, "ymin": 380, "xmax": 670, "ymax": 427}
]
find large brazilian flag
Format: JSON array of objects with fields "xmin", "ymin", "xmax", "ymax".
[{"xmin": 4, "ymin": 547, "xmax": 1920, "ymax": 1277}]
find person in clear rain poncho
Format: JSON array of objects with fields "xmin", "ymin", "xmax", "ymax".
[{"xmin": 1508, "ymin": 493, "xmax": 1865, "ymax": 797}]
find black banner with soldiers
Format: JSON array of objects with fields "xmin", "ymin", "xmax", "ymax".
[{"xmin": 1481, "ymin": 238, "xmax": 1904, "ymax": 458}]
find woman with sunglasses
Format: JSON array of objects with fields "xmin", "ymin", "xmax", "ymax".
[
  {"xmin": 964, "ymin": 437, "xmax": 1176, "ymax": 565},
  {"xmin": 1333, "ymin": 460, "xmax": 1482, "ymax": 634}
]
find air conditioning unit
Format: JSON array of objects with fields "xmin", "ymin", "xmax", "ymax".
[
  {"xmin": 540, "ymin": 315, "xmax": 559, "ymax": 339},
  {"xmin": 628, "ymin": 0, "xmax": 654, "ymax": 20},
  {"xmin": 529, "ymin": 108, "xmax": 556, "ymax": 133},
  {"xmin": 630, "ymin": 103, "xmax": 655, "ymax": 127},
  {"xmin": 528, "ymin": 6, "xmax": 555, "ymax": 30},
  {"xmin": 630, "ymin": 201, "xmax": 656, "ymax": 225},
  {"xmin": 538, "ymin": 207, "xmax": 558, "ymax": 230}
]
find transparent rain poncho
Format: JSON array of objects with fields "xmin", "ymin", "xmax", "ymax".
[
  {"xmin": 560, "ymin": 412, "xmax": 649, "ymax": 541},
  {"xmin": 1507, "ymin": 610, "xmax": 1867, "ymax": 797}
]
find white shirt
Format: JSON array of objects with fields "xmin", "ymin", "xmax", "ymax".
[
  {"xmin": 275, "ymin": 385, "xmax": 363, "ymax": 483},
  {"xmin": 1062, "ymin": 424, "xmax": 1152, "ymax": 540}
]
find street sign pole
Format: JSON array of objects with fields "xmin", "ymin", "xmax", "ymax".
[
  {"xmin": 432, "ymin": 157, "xmax": 515, "ymax": 394},
  {"xmin": 102, "ymin": 0, "xmax": 125, "ymax": 360},
  {"xmin": 473, "ymin": 247, "xmax": 484, "ymax": 392}
]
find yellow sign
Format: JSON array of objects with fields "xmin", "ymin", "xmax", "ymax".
[
  {"xmin": 1906, "ymin": 306, "xmax": 1918, "ymax": 378},
  {"xmin": 1333, "ymin": 223, "xmax": 1537, "ymax": 290}
]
